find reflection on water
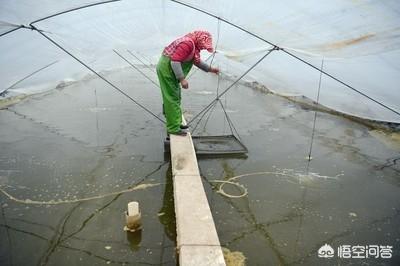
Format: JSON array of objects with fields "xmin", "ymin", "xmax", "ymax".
[
  {"xmin": 158, "ymin": 164, "xmax": 177, "ymax": 243},
  {"xmin": 126, "ymin": 230, "xmax": 142, "ymax": 251}
]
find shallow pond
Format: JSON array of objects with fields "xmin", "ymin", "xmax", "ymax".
[{"xmin": 1, "ymin": 68, "xmax": 399, "ymax": 265}]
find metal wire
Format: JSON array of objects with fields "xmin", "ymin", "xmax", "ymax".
[
  {"xmin": 189, "ymin": 18, "xmax": 243, "ymax": 140},
  {"xmin": 201, "ymin": 99, "xmax": 218, "ymax": 133},
  {"xmin": 33, "ymin": 27, "xmax": 165, "ymax": 124},
  {"xmin": 191, "ymin": 100, "xmax": 218, "ymax": 134},
  {"xmin": 113, "ymin": 49, "xmax": 160, "ymax": 89},
  {"xmin": 171, "ymin": 0, "xmax": 400, "ymax": 118},
  {"xmin": 1, "ymin": 60, "xmax": 59, "ymax": 96},
  {"xmin": 188, "ymin": 46, "xmax": 277, "ymax": 125},
  {"xmin": 209, "ymin": 19, "xmax": 221, "ymax": 68},
  {"xmin": 307, "ymin": 59, "xmax": 324, "ymax": 163},
  {"xmin": 0, "ymin": 26, "xmax": 23, "ymax": 38},
  {"xmin": 30, "ymin": 0, "xmax": 121, "ymax": 25},
  {"xmin": 0, "ymin": 0, "xmax": 399, "ymax": 118},
  {"xmin": 218, "ymin": 99, "xmax": 241, "ymax": 140},
  {"xmin": 186, "ymin": 53, "xmax": 213, "ymax": 80},
  {"xmin": 127, "ymin": 49, "xmax": 156, "ymax": 74},
  {"xmin": 198, "ymin": 18, "xmax": 222, "ymax": 134},
  {"xmin": 1, "ymin": 0, "xmax": 397, "ymax": 135}
]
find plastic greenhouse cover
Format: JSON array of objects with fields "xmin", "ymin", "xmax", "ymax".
[{"xmin": 1, "ymin": 0, "xmax": 399, "ymax": 123}]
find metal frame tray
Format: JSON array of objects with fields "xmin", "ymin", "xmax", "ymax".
[{"xmin": 191, "ymin": 135, "xmax": 248, "ymax": 156}]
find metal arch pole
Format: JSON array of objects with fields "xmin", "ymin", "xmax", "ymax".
[{"xmin": 170, "ymin": 0, "xmax": 400, "ymax": 117}]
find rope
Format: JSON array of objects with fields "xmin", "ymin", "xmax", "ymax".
[
  {"xmin": 0, "ymin": 60, "xmax": 59, "ymax": 96},
  {"xmin": 285, "ymin": 52, "xmax": 400, "ymax": 117},
  {"xmin": 126, "ymin": 49, "xmax": 156, "ymax": 74},
  {"xmin": 201, "ymin": 100, "xmax": 218, "ymax": 133},
  {"xmin": 0, "ymin": 1, "xmax": 167, "ymax": 123},
  {"xmin": 223, "ymin": 95, "xmax": 228, "ymax": 134},
  {"xmin": 186, "ymin": 53, "xmax": 213, "ymax": 80},
  {"xmin": 170, "ymin": 0, "xmax": 400, "ymax": 118},
  {"xmin": 0, "ymin": 24, "xmax": 52, "ymax": 37},
  {"xmin": 218, "ymin": 99, "xmax": 241, "ymax": 140},
  {"xmin": 307, "ymin": 58, "xmax": 324, "ymax": 161},
  {"xmin": 0, "ymin": 161, "xmax": 169, "ymax": 205},
  {"xmin": 31, "ymin": 26, "xmax": 165, "ymax": 124},
  {"xmin": 0, "ymin": 25, "xmax": 23, "ymax": 38},
  {"xmin": 0, "ymin": 169, "xmax": 340, "ymax": 204},
  {"xmin": 209, "ymin": 19, "xmax": 221, "ymax": 68},
  {"xmin": 191, "ymin": 100, "xmax": 218, "ymax": 134},
  {"xmin": 1, "ymin": 0, "xmax": 398, "ymax": 118},
  {"xmin": 196, "ymin": 18, "xmax": 222, "ymax": 134},
  {"xmin": 188, "ymin": 20, "xmax": 223, "ymax": 135},
  {"xmin": 113, "ymin": 49, "xmax": 160, "ymax": 89},
  {"xmin": 211, "ymin": 180, "xmax": 248, "ymax": 198},
  {"xmin": 192, "ymin": 18, "xmax": 241, "ymax": 137},
  {"xmin": 0, "ymin": 1, "xmax": 120, "ymax": 38},
  {"xmin": 0, "ymin": 183, "xmax": 161, "ymax": 205},
  {"xmin": 208, "ymin": 169, "xmax": 341, "ymax": 199},
  {"xmin": 191, "ymin": 46, "xmax": 274, "ymax": 136},
  {"xmin": 30, "ymin": 0, "xmax": 121, "ymax": 25},
  {"xmin": 216, "ymin": 71, "xmax": 221, "ymax": 98},
  {"xmin": 188, "ymin": 46, "xmax": 277, "ymax": 125}
]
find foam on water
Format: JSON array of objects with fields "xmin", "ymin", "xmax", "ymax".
[
  {"xmin": 192, "ymin": 90, "xmax": 215, "ymax": 95},
  {"xmin": 222, "ymin": 247, "xmax": 246, "ymax": 266}
]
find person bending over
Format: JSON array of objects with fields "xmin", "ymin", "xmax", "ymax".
[{"xmin": 157, "ymin": 30, "xmax": 219, "ymax": 136}]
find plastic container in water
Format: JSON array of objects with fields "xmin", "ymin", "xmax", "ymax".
[{"xmin": 124, "ymin": 201, "xmax": 142, "ymax": 232}]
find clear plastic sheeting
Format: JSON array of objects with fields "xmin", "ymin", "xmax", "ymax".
[
  {"xmin": 2, "ymin": 2, "xmax": 400, "ymax": 265},
  {"xmin": 0, "ymin": 0, "xmax": 399, "ymax": 123},
  {"xmin": 182, "ymin": 0, "xmax": 400, "ymax": 58}
]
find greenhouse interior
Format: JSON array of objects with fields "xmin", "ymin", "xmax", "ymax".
[{"xmin": 1, "ymin": 1, "xmax": 399, "ymax": 265}]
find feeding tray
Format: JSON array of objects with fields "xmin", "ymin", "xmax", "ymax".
[{"xmin": 192, "ymin": 135, "xmax": 248, "ymax": 156}]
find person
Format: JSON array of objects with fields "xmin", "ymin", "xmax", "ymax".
[{"xmin": 156, "ymin": 30, "xmax": 219, "ymax": 136}]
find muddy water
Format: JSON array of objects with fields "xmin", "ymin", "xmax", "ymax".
[
  {"xmin": 185, "ymin": 73, "xmax": 400, "ymax": 265},
  {"xmin": 1, "ymin": 68, "xmax": 399, "ymax": 265},
  {"xmin": 0, "ymin": 68, "xmax": 178, "ymax": 265}
]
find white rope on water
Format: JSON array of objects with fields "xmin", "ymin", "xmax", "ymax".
[
  {"xmin": 209, "ymin": 170, "xmax": 342, "ymax": 199},
  {"xmin": 0, "ymin": 183, "xmax": 161, "ymax": 205},
  {"xmin": 0, "ymin": 170, "xmax": 342, "ymax": 204},
  {"xmin": 211, "ymin": 180, "xmax": 248, "ymax": 198},
  {"xmin": 209, "ymin": 171, "xmax": 279, "ymax": 199}
]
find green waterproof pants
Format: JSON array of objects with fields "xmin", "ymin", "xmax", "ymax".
[{"xmin": 156, "ymin": 55, "xmax": 193, "ymax": 134}]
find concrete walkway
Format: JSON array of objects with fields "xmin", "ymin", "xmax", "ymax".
[{"xmin": 170, "ymin": 127, "xmax": 226, "ymax": 266}]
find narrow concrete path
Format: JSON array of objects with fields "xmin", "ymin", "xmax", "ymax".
[{"xmin": 170, "ymin": 126, "xmax": 226, "ymax": 266}]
